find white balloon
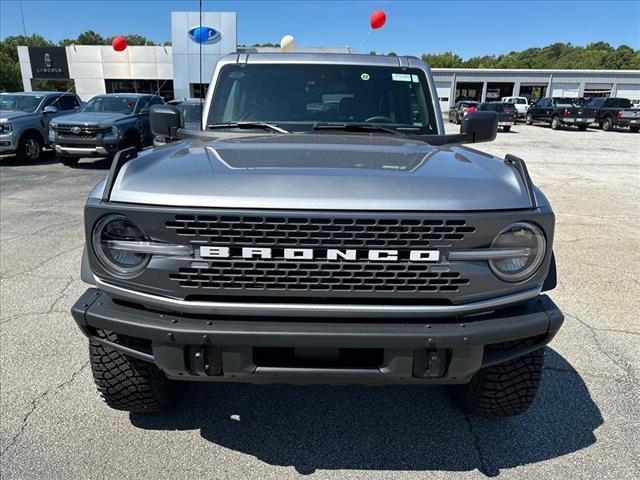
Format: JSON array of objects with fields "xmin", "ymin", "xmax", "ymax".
[{"xmin": 280, "ymin": 35, "xmax": 295, "ymax": 53}]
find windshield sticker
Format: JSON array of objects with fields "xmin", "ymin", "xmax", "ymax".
[
  {"xmin": 360, "ymin": 73, "xmax": 370, "ymax": 81},
  {"xmin": 392, "ymin": 73, "xmax": 412, "ymax": 82},
  {"xmin": 411, "ymin": 74, "xmax": 419, "ymax": 83}
]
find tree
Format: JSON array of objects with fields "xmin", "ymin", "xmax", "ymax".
[{"xmin": 76, "ymin": 30, "xmax": 106, "ymax": 45}]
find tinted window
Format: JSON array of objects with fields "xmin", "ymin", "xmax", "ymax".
[
  {"xmin": 58, "ymin": 95, "xmax": 80, "ymax": 110},
  {"xmin": 587, "ymin": 98, "xmax": 605, "ymax": 108},
  {"xmin": 515, "ymin": 98, "xmax": 527, "ymax": 104},
  {"xmin": 176, "ymin": 102, "xmax": 203, "ymax": 123},
  {"xmin": 81, "ymin": 96, "xmax": 136, "ymax": 114},
  {"xmin": 209, "ymin": 64, "xmax": 438, "ymax": 134},
  {"xmin": 618, "ymin": 98, "xmax": 631, "ymax": 108},
  {"xmin": 43, "ymin": 95, "xmax": 62, "ymax": 107},
  {"xmin": 555, "ymin": 98, "xmax": 574, "ymax": 106},
  {"xmin": 0, "ymin": 94, "xmax": 44, "ymax": 112}
]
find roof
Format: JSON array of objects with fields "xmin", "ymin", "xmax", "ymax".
[
  {"xmin": 226, "ymin": 52, "xmax": 424, "ymax": 68},
  {"xmin": 1, "ymin": 91, "xmax": 75, "ymax": 96},
  {"xmin": 96, "ymin": 93, "xmax": 157, "ymax": 98}
]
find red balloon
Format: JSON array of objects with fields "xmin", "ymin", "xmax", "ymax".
[
  {"xmin": 370, "ymin": 10, "xmax": 386, "ymax": 29},
  {"xmin": 112, "ymin": 35, "xmax": 127, "ymax": 52}
]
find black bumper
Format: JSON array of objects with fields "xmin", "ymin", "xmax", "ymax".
[{"xmin": 72, "ymin": 289, "xmax": 563, "ymax": 385}]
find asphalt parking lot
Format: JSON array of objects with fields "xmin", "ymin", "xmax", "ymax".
[{"xmin": 1, "ymin": 122, "xmax": 639, "ymax": 479}]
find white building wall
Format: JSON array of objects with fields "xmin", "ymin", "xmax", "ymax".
[{"xmin": 171, "ymin": 11, "xmax": 237, "ymax": 98}]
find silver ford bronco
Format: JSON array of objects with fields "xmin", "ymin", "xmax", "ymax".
[{"xmin": 72, "ymin": 53, "xmax": 563, "ymax": 417}]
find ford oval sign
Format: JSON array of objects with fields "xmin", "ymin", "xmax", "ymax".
[{"xmin": 188, "ymin": 26, "xmax": 221, "ymax": 44}]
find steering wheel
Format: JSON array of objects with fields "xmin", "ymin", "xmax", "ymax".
[{"xmin": 365, "ymin": 115, "xmax": 393, "ymax": 123}]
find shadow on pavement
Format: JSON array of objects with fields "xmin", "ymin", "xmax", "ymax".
[
  {"xmin": 130, "ymin": 349, "xmax": 602, "ymax": 476},
  {"xmin": 0, "ymin": 151, "xmax": 110, "ymax": 169}
]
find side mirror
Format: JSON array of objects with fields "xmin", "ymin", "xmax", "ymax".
[
  {"xmin": 43, "ymin": 105, "xmax": 58, "ymax": 114},
  {"xmin": 150, "ymin": 104, "xmax": 183, "ymax": 139},
  {"xmin": 460, "ymin": 111, "xmax": 497, "ymax": 143}
]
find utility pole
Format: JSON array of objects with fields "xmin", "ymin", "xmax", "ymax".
[{"xmin": 19, "ymin": 0, "xmax": 27, "ymax": 36}]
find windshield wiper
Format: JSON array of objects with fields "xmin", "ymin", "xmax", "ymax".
[
  {"xmin": 312, "ymin": 122, "xmax": 402, "ymax": 136},
  {"xmin": 206, "ymin": 122, "xmax": 290, "ymax": 133}
]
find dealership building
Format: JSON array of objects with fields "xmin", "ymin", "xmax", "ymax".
[{"xmin": 16, "ymin": 10, "xmax": 640, "ymax": 108}]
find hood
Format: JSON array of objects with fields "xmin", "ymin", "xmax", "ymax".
[
  {"xmin": 109, "ymin": 133, "xmax": 535, "ymax": 211},
  {"xmin": 54, "ymin": 111, "xmax": 128, "ymax": 126},
  {"xmin": 0, "ymin": 110, "xmax": 34, "ymax": 122}
]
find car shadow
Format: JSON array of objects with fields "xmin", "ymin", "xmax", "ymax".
[
  {"xmin": 130, "ymin": 349, "xmax": 602, "ymax": 476},
  {"xmin": 0, "ymin": 150, "xmax": 59, "ymax": 167}
]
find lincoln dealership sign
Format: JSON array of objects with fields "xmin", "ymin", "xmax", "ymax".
[{"xmin": 28, "ymin": 47, "xmax": 70, "ymax": 79}]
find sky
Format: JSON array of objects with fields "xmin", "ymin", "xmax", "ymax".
[{"xmin": 1, "ymin": 0, "xmax": 639, "ymax": 58}]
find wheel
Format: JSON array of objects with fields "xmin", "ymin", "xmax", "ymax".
[
  {"xmin": 577, "ymin": 124, "xmax": 588, "ymax": 131},
  {"xmin": 602, "ymin": 117, "xmax": 613, "ymax": 131},
  {"xmin": 630, "ymin": 126, "xmax": 639, "ymax": 133},
  {"xmin": 448, "ymin": 341, "xmax": 544, "ymax": 417},
  {"xmin": 551, "ymin": 116, "xmax": 561, "ymax": 130},
  {"xmin": 56, "ymin": 154, "xmax": 79, "ymax": 167},
  {"xmin": 502, "ymin": 126, "xmax": 511, "ymax": 133},
  {"xmin": 525, "ymin": 114, "xmax": 533, "ymax": 125},
  {"xmin": 17, "ymin": 132, "xmax": 43, "ymax": 162},
  {"xmin": 89, "ymin": 330, "xmax": 179, "ymax": 412}
]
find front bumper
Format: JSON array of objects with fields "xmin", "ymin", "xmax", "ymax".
[
  {"xmin": 0, "ymin": 134, "xmax": 17, "ymax": 153},
  {"xmin": 52, "ymin": 133, "xmax": 121, "ymax": 158},
  {"xmin": 72, "ymin": 289, "xmax": 563, "ymax": 385}
]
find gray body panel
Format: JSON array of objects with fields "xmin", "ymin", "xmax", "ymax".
[{"xmin": 110, "ymin": 134, "xmax": 533, "ymax": 211}]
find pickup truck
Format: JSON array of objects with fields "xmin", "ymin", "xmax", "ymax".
[
  {"xmin": 479, "ymin": 102, "xmax": 517, "ymax": 132},
  {"xmin": 71, "ymin": 53, "xmax": 563, "ymax": 418},
  {"xmin": 49, "ymin": 93, "xmax": 164, "ymax": 166},
  {"xmin": 586, "ymin": 97, "xmax": 640, "ymax": 132},
  {"xmin": 0, "ymin": 91, "xmax": 82, "ymax": 162},
  {"xmin": 501, "ymin": 96, "xmax": 529, "ymax": 120},
  {"xmin": 526, "ymin": 97, "xmax": 596, "ymax": 130}
]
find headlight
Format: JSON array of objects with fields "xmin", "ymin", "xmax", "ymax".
[
  {"xmin": 489, "ymin": 222, "xmax": 546, "ymax": 282},
  {"xmin": 111, "ymin": 125, "xmax": 119, "ymax": 136},
  {"xmin": 0, "ymin": 122, "xmax": 12, "ymax": 134},
  {"xmin": 92, "ymin": 215, "xmax": 150, "ymax": 277}
]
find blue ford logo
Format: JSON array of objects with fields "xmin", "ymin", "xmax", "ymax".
[{"xmin": 188, "ymin": 26, "xmax": 221, "ymax": 44}]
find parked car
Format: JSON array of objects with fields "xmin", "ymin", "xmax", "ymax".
[
  {"xmin": 49, "ymin": 93, "xmax": 164, "ymax": 166},
  {"xmin": 448, "ymin": 100, "xmax": 479, "ymax": 124},
  {"xmin": 501, "ymin": 96, "xmax": 529, "ymax": 120},
  {"xmin": 586, "ymin": 97, "xmax": 640, "ymax": 132},
  {"xmin": 479, "ymin": 102, "xmax": 517, "ymax": 132},
  {"xmin": 0, "ymin": 91, "xmax": 82, "ymax": 162},
  {"xmin": 72, "ymin": 53, "xmax": 563, "ymax": 418},
  {"xmin": 154, "ymin": 98, "xmax": 203, "ymax": 145},
  {"xmin": 526, "ymin": 97, "xmax": 597, "ymax": 130}
]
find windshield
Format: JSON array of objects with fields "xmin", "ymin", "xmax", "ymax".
[
  {"xmin": 80, "ymin": 96, "xmax": 136, "ymax": 114},
  {"xmin": 0, "ymin": 94, "xmax": 44, "ymax": 113},
  {"xmin": 177, "ymin": 102, "xmax": 203, "ymax": 124},
  {"xmin": 208, "ymin": 64, "xmax": 438, "ymax": 134}
]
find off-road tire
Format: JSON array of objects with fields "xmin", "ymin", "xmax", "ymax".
[
  {"xmin": 17, "ymin": 131, "xmax": 43, "ymax": 162},
  {"xmin": 502, "ymin": 126, "xmax": 511, "ymax": 133},
  {"xmin": 448, "ymin": 340, "xmax": 544, "ymax": 417},
  {"xmin": 550, "ymin": 116, "xmax": 561, "ymax": 130},
  {"xmin": 630, "ymin": 126, "xmax": 639, "ymax": 133},
  {"xmin": 577, "ymin": 124, "xmax": 588, "ymax": 131},
  {"xmin": 57, "ymin": 155, "xmax": 79, "ymax": 167},
  {"xmin": 525, "ymin": 114, "xmax": 533, "ymax": 125},
  {"xmin": 602, "ymin": 117, "xmax": 613, "ymax": 131},
  {"xmin": 89, "ymin": 330, "xmax": 179, "ymax": 412}
]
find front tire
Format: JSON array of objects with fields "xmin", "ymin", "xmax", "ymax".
[
  {"xmin": 17, "ymin": 132, "xmax": 43, "ymax": 162},
  {"xmin": 629, "ymin": 126, "xmax": 639, "ymax": 133},
  {"xmin": 448, "ymin": 342, "xmax": 544, "ymax": 417},
  {"xmin": 602, "ymin": 117, "xmax": 613, "ymax": 131},
  {"xmin": 502, "ymin": 126, "xmax": 511, "ymax": 133},
  {"xmin": 89, "ymin": 330, "xmax": 179, "ymax": 412},
  {"xmin": 525, "ymin": 114, "xmax": 533, "ymax": 125}
]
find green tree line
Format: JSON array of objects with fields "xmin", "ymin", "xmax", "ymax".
[{"xmin": 2, "ymin": 33, "xmax": 638, "ymax": 92}]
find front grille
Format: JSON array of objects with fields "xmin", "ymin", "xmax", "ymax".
[
  {"xmin": 166, "ymin": 215, "xmax": 475, "ymax": 248},
  {"xmin": 169, "ymin": 261, "xmax": 470, "ymax": 293},
  {"xmin": 55, "ymin": 124, "xmax": 107, "ymax": 140}
]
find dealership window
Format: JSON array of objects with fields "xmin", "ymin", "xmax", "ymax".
[
  {"xmin": 105, "ymin": 79, "xmax": 174, "ymax": 101},
  {"xmin": 190, "ymin": 83, "xmax": 209, "ymax": 99}
]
